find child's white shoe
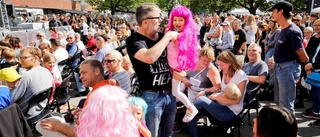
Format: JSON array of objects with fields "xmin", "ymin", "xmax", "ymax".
[{"xmin": 182, "ymin": 105, "xmax": 198, "ymax": 123}]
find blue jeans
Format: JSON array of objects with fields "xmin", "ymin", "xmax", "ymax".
[
  {"xmin": 189, "ymin": 96, "xmax": 236, "ymax": 137},
  {"xmin": 274, "ymin": 60, "xmax": 301, "ymax": 112},
  {"xmin": 311, "ymin": 85, "xmax": 320, "ymax": 114},
  {"xmin": 142, "ymin": 91, "xmax": 176, "ymax": 137},
  {"xmin": 74, "ymin": 72, "xmax": 86, "ymax": 92},
  {"xmin": 264, "ymin": 47, "xmax": 274, "ymax": 63}
]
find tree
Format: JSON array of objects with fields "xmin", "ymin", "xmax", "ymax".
[
  {"xmin": 232, "ymin": 0, "xmax": 270, "ymax": 14},
  {"xmin": 266, "ymin": 0, "xmax": 307, "ymax": 11},
  {"xmin": 188, "ymin": 0, "xmax": 235, "ymax": 15},
  {"xmin": 85, "ymin": 0, "xmax": 152, "ymax": 15},
  {"xmin": 157, "ymin": 0, "xmax": 190, "ymax": 15}
]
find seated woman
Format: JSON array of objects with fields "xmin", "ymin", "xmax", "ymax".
[
  {"xmin": 253, "ymin": 105, "xmax": 297, "ymax": 137},
  {"xmin": 182, "ymin": 46, "xmax": 221, "ymax": 102},
  {"xmin": 188, "ymin": 51, "xmax": 247, "ymax": 137},
  {"xmin": 174, "ymin": 47, "xmax": 221, "ymax": 132}
]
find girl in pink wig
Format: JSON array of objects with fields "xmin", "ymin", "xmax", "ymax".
[
  {"xmin": 77, "ymin": 86, "xmax": 139, "ymax": 137},
  {"xmin": 167, "ymin": 5, "xmax": 199, "ymax": 123}
]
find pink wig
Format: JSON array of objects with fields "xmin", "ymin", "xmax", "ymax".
[
  {"xmin": 167, "ymin": 5, "xmax": 199, "ymax": 70},
  {"xmin": 77, "ymin": 85, "xmax": 139, "ymax": 137}
]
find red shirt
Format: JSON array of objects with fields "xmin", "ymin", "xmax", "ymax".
[{"xmin": 86, "ymin": 37, "xmax": 97, "ymax": 52}]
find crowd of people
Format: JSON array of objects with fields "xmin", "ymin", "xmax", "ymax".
[{"xmin": 0, "ymin": 1, "xmax": 319, "ymax": 137}]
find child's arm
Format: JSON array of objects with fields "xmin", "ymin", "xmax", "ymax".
[
  {"xmin": 209, "ymin": 81, "xmax": 246, "ymax": 105},
  {"xmin": 138, "ymin": 121, "xmax": 151, "ymax": 137}
]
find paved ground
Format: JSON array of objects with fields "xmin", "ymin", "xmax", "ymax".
[{"xmin": 66, "ymin": 89, "xmax": 320, "ymax": 137}]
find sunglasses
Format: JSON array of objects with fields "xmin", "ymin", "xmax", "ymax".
[
  {"xmin": 66, "ymin": 37, "xmax": 73, "ymax": 40},
  {"xmin": 292, "ymin": 19, "xmax": 300, "ymax": 22},
  {"xmin": 144, "ymin": 16, "xmax": 162, "ymax": 20},
  {"xmin": 104, "ymin": 59, "xmax": 115, "ymax": 63},
  {"xmin": 36, "ymin": 35, "xmax": 43, "ymax": 37}
]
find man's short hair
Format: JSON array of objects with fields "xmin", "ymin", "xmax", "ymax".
[
  {"xmin": 80, "ymin": 59, "xmax": 104, "ymax": 75},
  {"xmin": 20, "ymin": 47, "xmax": 42, "ymax": 60},
  {"xmin": 135, "ymin": 3, "xmax": 160, "ymax": 26},
  {"xmin": 106, "ymin": 50, "xmax": 123, "ymax": 63},
  {"xmin": 248, "ymin": 43, "xmax": 262, "ymax": 53},
  {"xmin": 49, "ymin": 38, "xmax": 61, "ymax": 47}
]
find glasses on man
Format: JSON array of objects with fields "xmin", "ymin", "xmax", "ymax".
[
  {"xmin": 20, "ymin": 56, "xmax": 34, "ymax": 60},
  {"xmin": 292, "ymin": 19, "xmax": 300, "ymax": 22},
  {"xmin": 36, "ymin": 35, "xmax": 43, "ymax": 37},
  {"xmin": 104, "ymin": 59, "xmax": 115, "ymax": 63},
  {"xmin": 144, "ymin": 14, "xmax": 162, "ymax": 20},
  {"xmin": 66, "ymin": 37, "xmax": 73, "ymax": 40}
]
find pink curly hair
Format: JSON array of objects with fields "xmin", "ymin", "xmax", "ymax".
[
  {"xmin": 167, "ymin": 5, "xmax": 199, "ymax": 70},
  {"xmin": 77, "ymin": 85, "xmax": 139, "ymax": 137}
]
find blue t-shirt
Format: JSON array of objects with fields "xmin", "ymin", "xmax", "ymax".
[
  {"xmin": 66, "ymin": 42, "xmax": 79, "ymax": 68},
  {"xmin": 274, "ymin": 24, "xmax": 304, "ymax": 63},
  {"xmin": 0, "ymin": 86, "xmax": 11, "ymax": 110}
]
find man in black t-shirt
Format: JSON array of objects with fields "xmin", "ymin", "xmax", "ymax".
[
  {"xmin": 269, "ymin": 1, "xmax": 309, "ymax": 112},
  {"xmin": 232, "ymin": 19, "xmax": 247, "ymax": 65},
  {"xmin": 126, "ymin": 3, "xmax": 179, "ymax": 137}
]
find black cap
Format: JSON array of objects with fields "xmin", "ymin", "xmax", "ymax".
[
  {"xmin": 311, "ymin": 14, "xmax": 319, "ymax": 19},
  {"xmin": 268, "ymin": 1, "xmax": 294, "ymax": 13}
]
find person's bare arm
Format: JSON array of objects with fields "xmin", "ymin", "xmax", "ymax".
[
  {"xmin": 40, "ymin": 118, "xmax": 76, "ymax": 137},
  {"xmin": 247, "ymin": 75, "xmax": 266, "ymax": 85},
  {"xmin": 138, "ymin": 122, "xmax": 151, "ymax": 137},
  {"xmin": 206, "ymin": 65, "xmax": 222, "ymax": 93},
  {"xmin": 209, "ymin": 80, "xmax": 246, "ymax": 105},
  {"xmin": 238, "ymin": 42, "xmax": 247, "ymax": 54},
  {"xmin": 296, "ymin": 49, "xmax": 309, "ymax": 63},
  {"xmin": 210, "ymin": 26, "xmax": 222, "ymax": 38},
  {"xmin": 134, "ymin": 31, "xmax": 178, "ymax": 64}
]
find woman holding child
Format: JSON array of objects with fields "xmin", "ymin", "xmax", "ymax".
[{"xmin": 189, "ymin": 51, "xmax": 248, "ymax": 137}]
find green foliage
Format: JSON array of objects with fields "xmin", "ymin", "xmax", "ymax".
[
  {"xmin": 189, "ymin": 0, "xmax": 235, "ymax": 14},
  {"xmin": 85, "ymin": 0, "xmax": 154, "ymax": 15}
]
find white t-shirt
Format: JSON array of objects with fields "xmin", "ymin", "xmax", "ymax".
[
  {"xmin": 60, "ymin": 39, "xmax": 68, "ymax": 48},
  {"xmin": 53, "ymin": 47, "xmax": 69, "ymax": 71},
  {"xmin": 35, "ymin": 39, "xmax": 51, "ymax": 48},
  {"xmin": 244, "ymin": 26, "xmax": 257, "ymax": 44},
  {"xmin": 221, "ymin": 70, "xmax": 248, "ymax": 115}
]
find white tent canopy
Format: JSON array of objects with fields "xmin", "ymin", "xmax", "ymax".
[
  {"xmin": 311, "ymin": 7, "xmax": 320, "ymax": 13},
  {"xmin": 229, "ymin": 8, "xmax": 267, "ymax": 15}
]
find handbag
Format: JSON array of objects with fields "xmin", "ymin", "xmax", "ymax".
[{"xmin": 305, "ymin": 72, "xmax": 320, "ymax": 88}]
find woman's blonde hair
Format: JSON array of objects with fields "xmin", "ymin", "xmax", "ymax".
[
  {"xmin": 216, "ymin": 51, "xmax": 242, "ymax": 77},
  {"xmin": 199, "ymin": 46, "xmax": 215, "ymax": 61}
]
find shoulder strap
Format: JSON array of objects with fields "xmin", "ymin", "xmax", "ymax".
[{"xmin": 193, "ymin": 67, "xmax": 207, "ymax": 78}]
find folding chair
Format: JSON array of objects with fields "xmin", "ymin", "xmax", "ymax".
[
  {"xmin": 242, "ymin": 86, "xmax": 261, "ymax": 126},
  {"xmin": 48, "ymin": 73, "xmax": 72, "ymax": 114},
  {"xmin": 26, "ymin": 87, "xmax": 53, "ymax": 127},
  {"xmin": 208, "ymin": 107, "xmax": 246, "ymax": 137}
]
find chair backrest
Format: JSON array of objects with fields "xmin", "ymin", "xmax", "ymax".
[
  {"xmin": 52, "ymin": 73, "xmax": 72, "ymax": 98},
  {"xmin": 27, "ymin": 87, "xmax": 52, "ymax": 112}
]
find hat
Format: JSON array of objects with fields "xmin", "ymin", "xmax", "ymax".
[
  {"xmin": 221, "ymin": 21, "xmax": 230, "ymax": 26},
  {"xmin": 0, "ymin": 68, "xmax": 22, "ymax": 82},
  {"xmin": 268, "ymin": 1, "xmax": 293, "ymax": 12},
  {"xmin": 311, "ymin": 14, "xmax": 319, "ymax": 19}
]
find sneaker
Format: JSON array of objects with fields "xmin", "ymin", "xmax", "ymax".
[
  {"xmin": 182, "ymin": 106, "xmax": 198, "ymax": 123},
  {"xmin": 310, "ymin": 120, "xmax": 320, "ymax": 127},
  {"xmin": 172, "ymin": 121, "xmax": 185, "ymax": 133},
  {"xmin": 302, "ymin": 111, "xmax": 320, "ymax": 120}
]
